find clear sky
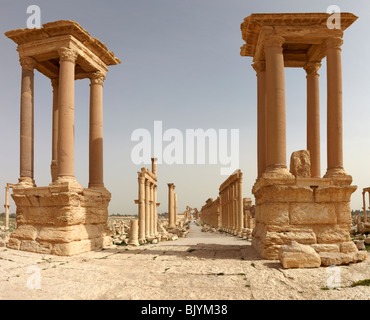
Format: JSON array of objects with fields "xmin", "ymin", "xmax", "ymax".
[{"xmin": 1, "ymin": 0, "xmax": 370, "ymax": 215}]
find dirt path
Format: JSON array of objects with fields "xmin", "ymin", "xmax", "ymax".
[{"xmin": 0, "ymin": 222, "xmax": 369, "ymax": 300}]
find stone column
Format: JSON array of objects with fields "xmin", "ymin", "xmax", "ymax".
[
  {"xmin": 56, "ymin": 47, "xmax": 78, "ymax": 183},
  {"xmin": 168, "ymin": 183, "xmax": 175, "ymax": 228},
  {"xmin": 233, "ymin": 183, "xmax": 237, "ymax": 235},
  {"xmin": 145, "ymin": 179, "xmax": 150, "ymax": 238},
  {"xmin": 325, "ymin": 37, "xmax": 345, "ymax": 178},
  {"xmin": 4, "ymin": 186, "xmax": 10, "ymax": 230},
  {"xmin": 50, "ymin": 78, "xmax": 59, "ymax": 182},
  {"xmin": 227, "ymin": 186, "xmax": 234, "ymax": 233},
  {"xmin": 304, "ymin": 61, "xmax": 322, "ymax": 178},
  {"xmin": 264, "ymin": 35, "xmax": 290, "ymax": 177},
  {"xmin": 129, "ymin": 219, "xmax": 139, "ymax": 246},
  {"xmin": 138, "ymin": 174, "xmax": 146, "ymax": 242},
  {"xmin": 227, "ymin": 189, "xmax": 231, "ymax": 232},
  {"xmin": 174, "ymin": 193, "xmax": 178, "ymax": 226},
  {"xmin": 154, "ymin": 185, "xmax": 159, "ymax": 236},
  {"xmin": 18, "ymin": 56, "xmax": 36, "ymax": 187},
  {"xmin": 219, "ymin": 196, "xmax": 223, "ymax": 230},
  {"xmin": 238, "ymin": 175, "xmax": 244, "ymax": 236},
  {"xmin": 253, "ymin": 61, "xmax": 267, "ymax": 178},
  {"xmin": 89, "ymin": 72, "xmax": 105, "ymax": 188},
  {"xmin": 151, "ymin": 157, "xmax": 157, "ymax": 177},
  {"xmin": 366, "ymin": 191, "xmax": 369, "ymax": 223},
  {"xmin": 150, "ymin": 183, "xmax": 155, "ymax": 238}
]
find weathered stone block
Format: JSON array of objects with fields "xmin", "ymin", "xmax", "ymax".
[
  {"xmin": 39, "ymin": 192, "xmax": 81, "ymax": 207},
  {"xmin": 264, "ymin": 229, "xmax": 317, "ymax": 246},
  {"xmin": 11, "ymin": 194, "xmax": 32, "ymax": 207},
  {"xmin": 290, "ymin": 203, "xmax": 336, "ymax": 225},
  {"xmin": 36, "ymin": 224, "xmax": 103, "ymax": 243},
  {"xmin": 289, "ymin": 150, "xmax": 311, "ymax": 178},
  {"xmin": 315, "ymin": 186, "xmax": 356, "ymax": 203},
  {"xmin": 257, "ymin": 203, "xmax": 289, "ymax": 225},
  {"xmin": 311, "ymin": 244, "xmax": 339, "ymax": 253},
  {"xmin": 257, "ymin": 185, "xmax": 313, "ymax": 203},
  {"xmin": 51, "ymin": 239, "xmax": 96, "ymax": 256},
  {"xmin": 20, "ymin": 240, "xmax": 52, "ymax": 254},
  {"xmin": 335, "ymin": 202, "xmax": 352, "ymax": 224},
  {"xmin": 7, "ymin": 238, "xmax": 21, "ymax": 250},
  {"xmin": 340, "ymin": 241, "xmax": 358, "ymax": 253},
  {"xmin": 279, "ymin": 241, "xmax": 321, "ymax": 268},
  {"xmin": 56, "ymin": 207, "xmax": 87, "ymax": 226},
  {"xmin": 319, "ymin": 251, "xmax": 367, "ymax": 266},
  {"xmin": 10, "ymin": 224, "xmax": 38, "ymax": 240},
  {"xmin": 8, "ymin": 184, "xmax": 111, "ymax": 256},
  {"xmin": 313, "ymin": 225, "xmax": 351, "ymax": 244}
]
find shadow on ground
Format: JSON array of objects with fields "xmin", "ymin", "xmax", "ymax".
[{"xmin": 102, "ymin": 242, "xmax": 263, "ymax": 262}]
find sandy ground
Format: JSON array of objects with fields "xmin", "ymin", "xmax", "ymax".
[{"xmin": 0, "ymin": 222, "xmax": 369, "ymax": 300}]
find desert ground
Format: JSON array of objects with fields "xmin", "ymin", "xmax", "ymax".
[{"xmin": 0, "ymin": 221, "xmax": 369, "ymax": 300}]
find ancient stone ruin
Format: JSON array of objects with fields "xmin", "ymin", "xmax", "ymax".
[
  {"xmin": 5, "ymin": 20, "xmax": 121, "ymax": 256},
  {"xmin": 4, "ymin": 183, "xmax": 16, "ymax": 231},
  {"xmin": 167, "ymin": 183, "xmax": 177, "ymax": 229},
  {"xmin": 362, "ymin": 187, "xmax": 369, "ymax": 223},
  {"xmin": 199, "ymin": 169, "xmax": 255, "ymax": 239},
  {"xmin": 219, "ymin": 170, "xmax": 244, "ymax": 236},
  {"xmin": 240, "ymin": 13, "xmax": 367, "ymax": 266},
  {"xmin": 134, "ymin": 158, "xmax": 160, "ymax": 243}
]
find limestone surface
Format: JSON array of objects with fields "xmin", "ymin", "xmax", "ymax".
[{"xmin": 279, "ymin": 241, "xmax": 321, "ymax": 269}]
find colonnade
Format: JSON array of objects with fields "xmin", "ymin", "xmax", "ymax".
[
  {"xmin": 136, "ymin": 158, "xmax": 159, "ymax": 242},
  {"xmin": 18, "ymin": 48, "xmax": 107, "ymax": 188},
  {"xmin": 200, "ymin": 198, "xmax": 221, "ymax": 228},
  {"xmin": 253, "ymin": 36, "xmax": 346, "ymax": 179},
  {"xmin": 219, "ymin": 170, "xmax": 244, "ymax": 236}
]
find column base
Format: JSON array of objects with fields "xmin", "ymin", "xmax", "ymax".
[
  {"xmin": 51, "ymin": 176, "xmax": 83, "ymax": 190},
  {"xmin": 129, "ymin": 239, "xmax": 140, "ymax": 246},
  {"xmin": 263, "ymin": 165, "xmax": 295, "ymax": 180},
  {"xmin": 7, "ymin": 183, "xmax": 112, "ymax": 256},
  {"xmin": 17, "ymin": 177, "xmax": 36, "ymax": 188},
  {"xmin": 251, "ymin": 176, "xmax": 364, "ymax": 265},
  {"xmin": 324, "ymin": 167, "xmax": 352, "ymax": 185},
  {"xmin": 88, "ymin": 183, "xmax": 105, "ymax": 188}
]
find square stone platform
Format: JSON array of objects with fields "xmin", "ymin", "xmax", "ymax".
[
  {"xmin": 7, "ymin": 183, "xmax": 112, "ymax": 256},
  {"xmin": 252, "ymin": 176, "xmax": 359, "ymax": 260}
]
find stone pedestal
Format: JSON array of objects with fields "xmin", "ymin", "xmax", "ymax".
[
  {"xmin": 7, "ymin": 184, "xmax": 112, "ymax": 256},
  {"xmin": 252, "ymin": 176, "xmax": 361, "ymax": 260}
]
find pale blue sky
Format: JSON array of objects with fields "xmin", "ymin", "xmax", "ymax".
[{"xmin": 1, "ymin": 0, "xmax": 370, "ymax": 215}]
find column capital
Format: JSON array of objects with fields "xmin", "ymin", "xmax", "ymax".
[
  {"xmin": 145, "ymin": 179, "xmax": 151, "ymax": 186},
  {"xmin": 252, "ymin": 60, "xmax": 266, "ymax": 74},
  {"xmin": 264, "ymin": 35, "xmax": 285, "ymax": 49},
  {"xmin": 325, "ymin": 37, "xmax": 343, "ymax": 50},
  {"xmin": 19, "ymin": 56, "xmax": 36, "ymax": 71},
  {"xmin": 58, "ymin": 47, "xmax": 78, "ymax": 63},
  {"xmin": 304, "ymin": 61, "xmax": 322, "ymax": 76},
  {"xmin": 89, "ymin": 71, "xmax": 106, "ymax": 85}
]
